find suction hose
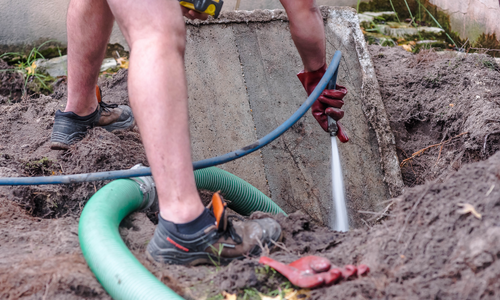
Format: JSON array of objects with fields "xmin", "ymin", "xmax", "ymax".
[
  {"xmin": 78, "ymin": 178, "xmax": 179, "ymax": 300},
  {"xmin": 80, "ymin": 167, "xmax": 284, "ymax": 300},
  {"xmin": 195, "ymin": 167, "xmax": 284, "ymax": 215}
]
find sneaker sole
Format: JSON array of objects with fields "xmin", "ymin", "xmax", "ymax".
[
  {"xmin": 101, "ymin": 113, "xmax": 135, "ymax": 132},
  {"xmin": 146, "ymin": 248, "xmax": 243, "ymax": 267},
  {"xmin": 50, "ymin": 141, "xmax": 70, "ymax": 151}
]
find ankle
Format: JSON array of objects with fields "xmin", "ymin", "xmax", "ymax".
[
  {"xmin": 159, "ymin": 208, "xmax": 215, "ymax": 234},
  {"xmin": 64, "ymin": 94, "xmax": 99, "ymax": 116},
  {"xmin": 160, "ymin": 203, "xmax": 205, "ymax": 224}
]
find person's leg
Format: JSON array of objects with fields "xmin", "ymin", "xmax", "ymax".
[
  {"xmin": 280, "ymin": 0, "xmax": 325, "ymax": 72},
  {"xmin": 106, "ymin": 0, "xmax": 281, "ymax": 265},
  {"xmin": 51, "ymin": 0, "xmax": 134, "ymax": 150},
  {"xmin": 105, "ymin": 0, "xmax": 204, "ymax": 223},
  {"xmin": 65, "ymin": 0, "xmax": 114, "ymax": 116}
]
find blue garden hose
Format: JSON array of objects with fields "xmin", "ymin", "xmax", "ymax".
[{"xmin": 0, "ymin": 51, "xmax": 342, "ymax": 186}]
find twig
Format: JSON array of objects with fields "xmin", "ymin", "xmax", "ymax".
[
  {"xmin": 377, "ymin": 201, "xmax": 396, "ymax": 222},
  {"xmin": 483, "ymin": 131, "xmax": 500, "ymax": 155},
  {"xmin": 42, "ymin": 276, "xmax": 53, "ymax": 300},
  {"xmin": 400, "ymin": 132, "xmax": 469, "ymax": 167},
  {"xmin": 434, "ymin": 143, "xmax": 444, "ymax": 165},
  {"xmin": 361, "ymin": 218, "xmax": 372, "ymax": 229},
  {"xmin": 469, "ymin": 48, "xmax": 500, "ymax": 52},
  {"xmin": 486, "ymin": 185, "xmax": 495, "ymax": 197},
  {"xmin": 270, "ymin": 239, "xmax": 293, "ymax": 255},
  {"xmin": 358, "ymin": 210, "xmax": 389, "ymax": 216}
]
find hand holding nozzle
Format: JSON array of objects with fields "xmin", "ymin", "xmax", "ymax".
[{"xmin": 297, "ymin": 64, "xmax": 349, "ymax": 142}]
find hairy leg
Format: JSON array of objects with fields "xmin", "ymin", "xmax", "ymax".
[
  {"xmin": 106, "ymin": 0, "xmax": 204, "ymax": 223},
  {"xmin": 280, "ymin": 0, "xmax": 325, "ymax": 72},
  {"xmin": 65, "ymin": 0, "xmax": 114, "ymax": 116}
]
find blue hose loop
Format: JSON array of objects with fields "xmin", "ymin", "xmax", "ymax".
[{"xmin": 0, "ymin": 51, "xmax": 342, "ymax": 186}]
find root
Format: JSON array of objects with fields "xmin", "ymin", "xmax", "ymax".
[
  {"xmin": 400, "ymin": 132, "xmax": 469, "ymax": 167},
  {"xmin": 482, "ymin": 130, "xmax": 500, "ymax": 156}
]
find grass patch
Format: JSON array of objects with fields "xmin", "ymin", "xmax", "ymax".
[{"xmin": 0, "ymin": 41, "xmax": 58, "ymax": 96}]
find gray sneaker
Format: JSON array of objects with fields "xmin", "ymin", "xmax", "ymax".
[
  {"xmin": 147, "ymin": 192, "xmax": 282, "ymax": 266},
  {"xmin": 50, "ymin": 87, "xmax": 134, "ymax": 150}
]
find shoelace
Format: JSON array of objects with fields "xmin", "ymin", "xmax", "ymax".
[
  {"xmin": 100, "ymin": 100, "xmax": 118, "ymax": 112},
  {"xmin": 220, "ymin": 215, "xmax": 244, "ymax": 244}
]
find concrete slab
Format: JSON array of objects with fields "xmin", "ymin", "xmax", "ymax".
[
  {"xmin": 185, "ymin": 25, "xmax": 270, "ymax": 196},
  {"xmin": 185, "ymin": 7, "xmax": 403, "ymax": 228}
]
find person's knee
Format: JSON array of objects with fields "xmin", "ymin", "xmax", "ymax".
[
  {"xmin": 129, "ymin": 19, "xmax": 186, "ymax": 55},
  {"xmin": 109, "ymin": 1, "xmax": 187, "ymax": 54}
]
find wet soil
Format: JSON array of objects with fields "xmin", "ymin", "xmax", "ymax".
[{"xmin": 1, "ymin": 46, "xmax": 500, "ymax": 299}]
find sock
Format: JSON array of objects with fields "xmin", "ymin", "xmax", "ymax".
[
  {"xmin": 56, "ymin": 107, "xmax": 98, "ymax": 121},
  {"xmin": 159, "ymin": 208, "xmax": 216, "ymax": 235}
]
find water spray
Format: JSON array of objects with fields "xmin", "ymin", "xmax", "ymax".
[{"xmin": 327, "ymin": 56, "xmax": 349, "ymax": 232}]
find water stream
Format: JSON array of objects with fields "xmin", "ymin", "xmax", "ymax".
[{"xmin": 330, "ymin": 136, "xmax": 349, "ymax": 232}]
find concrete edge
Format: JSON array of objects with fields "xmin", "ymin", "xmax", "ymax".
[
  {"xmin": 326, "ymin": 8, "xmax": 404, "ymax": 198},
  {"xmin": 185, "ymin": 6, "xmax": 356, "ymax": 25}
]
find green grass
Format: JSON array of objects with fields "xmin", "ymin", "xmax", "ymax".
[{"xmin": 0, "ymin": 40, "xmax": 57, "ymax": 96}]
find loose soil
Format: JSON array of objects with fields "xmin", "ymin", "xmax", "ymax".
[
  {"xmin": 1, "ymin": 46, "xmax": 500, "ymax": 299},
  {"xmin": 370, "ymin": 45, "xmax": 500, "ymax": 187}
]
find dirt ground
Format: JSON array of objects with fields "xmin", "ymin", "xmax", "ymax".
[{"xmin": 1, "ymin": 45, "xmax": 500, "ymax": 299}]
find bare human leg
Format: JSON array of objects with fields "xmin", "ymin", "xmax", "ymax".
[
  {"xmin": 65, "ymin": 0, "xmax": 114, "ymax": 116},
  {"xmin": 105, "ymin": 0, "xmax": 204, "ymax": 224},
  {"xmin": 66, "ymin": 0, "xmax": 282, "ymax": 265},
  {"xmin": 280, "ymin": 0, "xmax": 325, "ymax": 72}
]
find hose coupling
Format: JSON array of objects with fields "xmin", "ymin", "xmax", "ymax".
[
  {"xmin": 130, "ymin": 164, "xmax": 158, "ymax": 211},
  {"xmin": 328, "ymin": 117, "xmax": 338, "ymax": 137}
]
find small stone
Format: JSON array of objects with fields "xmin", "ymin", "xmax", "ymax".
[
  {"xmin": 36, "ymin": 55, "xmax": 68, "ymax": 77},
  {"xmin": 101, "ymin": 58, "xmax": 117, "ymax": 72}
]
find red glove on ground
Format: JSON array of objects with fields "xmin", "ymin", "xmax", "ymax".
[
  {"xmin": 297, "ymin": 64, "xmax": 349, "ymax": 143},
  {"xmin": 259, "ymin": 256, "xmax": 369, "ymax": 289}
]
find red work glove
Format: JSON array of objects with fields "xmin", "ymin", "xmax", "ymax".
[
  {"xmin": 297, "ymin": 64, "xmax": 349, "ymax": 143},
  {"xmin": 259, "ymin": 256, "xmax": 370, "ymax": 289}
]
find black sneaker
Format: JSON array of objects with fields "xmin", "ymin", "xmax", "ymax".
[
  {"xmin": 50, "ymin": 86, "xmax": 134, "ymax": 150},
  {"xmin": 147, "ymin": 192, "xmax": 282, "ymax": 266}
]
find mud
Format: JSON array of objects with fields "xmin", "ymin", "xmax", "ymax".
[
  {"xmin": 0, "ymin": 69, "xmax": 148, "ymax": 219},
  {"xmin": 370, "ymin": 45, "xmax": 500, "ymax": 187},
  {"xmin": 1, "ymin": 45, "xmax": 500, "ymax": 299},
  {"xmin": 0, "ymin": 59, "xmax": 23, "ymax": 102}
]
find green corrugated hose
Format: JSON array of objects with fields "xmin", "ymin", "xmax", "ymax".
[
  {"xmin": 194, "ymin": 167, "xmax": 286, "ymax": 216},
  {"xmin": 79, "ymin": 167, "xmax": 284, "ymax": 300}
]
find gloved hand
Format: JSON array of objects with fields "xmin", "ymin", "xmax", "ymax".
[
  {"xmin": 259, "ymin": 256, "xmax": 369, "ymax": 289},
  {"xmin": 297, "ymin": 64, "xmax": 349, "ymax": 143}
]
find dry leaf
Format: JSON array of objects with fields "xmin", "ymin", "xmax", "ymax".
[
  {"xmin": 401, "ymin": 44, "xmax": 413, "ymax": 52},
  {"xmin": 259, "ymin": 289, "xmax": 310, "ymax": 300},
  {"xmin": 285, "ymin": 289, "xmax": 310, "ymax": 300},
  {"xmin": 457, "ymin": 203, "xmax": 482, "ymax": 219},
  {"xmin": 25, "ymin": 61, "xmax": 37, "ymax": 75},
  {"xmin": 116, "ymin": 57, "xmax": 129, "ymax": 69},
  {"xmin": 222, "ymin": 291, "xmax": 237, "ymax": 300}
]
